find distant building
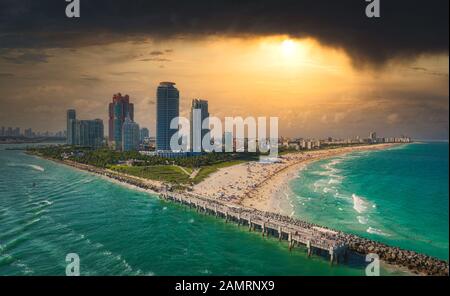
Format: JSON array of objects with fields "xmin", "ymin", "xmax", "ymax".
[
  {"xmin": 122, "ymin": 115, "xmax": 140, "ymax": 152},
  {"xmin": 0, "ymin": 126, "xmax": 4, "ymax": 136},
  {"xmin": 108, "ymin": 93, "xmax": 134, "ymax": 149},
  {"xmin": 156, "ymin": 82, "xmax": 179, "ymax": 151},
  {"xmin": 314, "ymin": 140, "xmax": 321, "ymax": 149},
  {"xmin": 67, "ymin": 109, "xmax": 76, "ymax": 145},
  {"xmin": 300, "ymin": 139, "xmax": 306, "ymax": 149},
  {"xmin": 370, "ymin": 132, "xmax": 377, "ymax": 143},
  {"xmin": 190, "ymin": 99, "xmax": 210, "ymax": 152},
  {"xmin": 140, "ymin": 127, "xmax": 149, "ymax": 144},
  {"xmin": 75, "ymin": 119, "xmax": 104, "ymax": 148},
  {"xmin": 24, "ymin": 128, "xmax": 33, "ymax": 138}
]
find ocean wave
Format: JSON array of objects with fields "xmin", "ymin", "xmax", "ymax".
[
  {"xmin": 13, "ymin": 260, "xmax": 34, "ymax": 275},
  {"xmin": 328, "ymin": 178, "xmax": 342, "ymax": 185},
  {"xmin": 200, "ymin": 269, "xmax": 212, "ymax": 274},
  {"xmin": 357, "ymin": 216, "xmax": 368, "ymax": 224},
  {"xmin": 29, "ymin": 165, "xmax": 45, "ymax": 172},
  {"xmin": 352, "ymin": 194, "xmax": 372, "ymax": 214},
  {"xmin": 7, "ymin": 163, "xmax": 45, "ymax": 172},
  {"xmin": 367, "ymin": 227, "xmax": 390, "ymax": 236},
  {"xmin": 32, "ymin": 200, "xmax": 53, "ymax": 207},
  {"xmin": 323, "ymin": 187, "xmax": 332, "ymax": 193},
  {"xmin": 41, "ymin": 200, "xmax": 53, "ymax": 206}
]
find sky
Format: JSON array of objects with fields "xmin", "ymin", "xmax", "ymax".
[{"xmin": 0, "ymin": 0, "xmax": 448, "ymax": 139}]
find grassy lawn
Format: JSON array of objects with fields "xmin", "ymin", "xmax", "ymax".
[
  {"xmin": 110, "ymin": 165, "xmax": 191, "ymax": 184},
  {"xmin": 110, "ymin": 159, "xmax": 250, "ymax": 185}
]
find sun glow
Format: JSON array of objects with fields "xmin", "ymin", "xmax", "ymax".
[{"xmin": 281, "ymin": 39, "xmax": 297, "ymax": 57}]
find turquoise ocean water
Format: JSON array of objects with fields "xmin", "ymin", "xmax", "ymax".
[
  {"xmin": 289, "ymin": 142, "xmax": 449, "ymax": 260},
  {"xmin": 1, "ymin": 142, "xmax": 444, "ymax": 275}
]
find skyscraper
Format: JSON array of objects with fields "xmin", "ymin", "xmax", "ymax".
[
  {"xmin": 108, "ymin": 93, "xmax": 134, "ymax": 149},
  {"xmin": 122, "ymin": 115, "xmax": 140, "ymax": 152},
  {"xmin": 140, "ymin": 127, "xmax": 149, "ymax": 144},
  {"xmin": 66, "ymin": 109, "xmax": 76, "ymax": 145},
  {"xmin": 190, "ymin": 99, "xmax": 210, "ymax": 152},
  {"xmin": 156, "ymin": 82, "xmax": 179, "ymax": 151},
  {"xmin": 75, "ymin": 119, "xmax": 104, "ymax": 148},
  {"xmin": 24, "ymin": 128, "xmax": 33, "ymax": 138}
]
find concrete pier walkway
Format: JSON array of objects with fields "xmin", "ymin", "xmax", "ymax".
[{"xmin": 162, "ymin": 191, "xmax": 348, "ymax": 264}]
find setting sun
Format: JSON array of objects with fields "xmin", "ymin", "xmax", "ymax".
[{"xmin": 281, "ymin": 39, "xmax": 297, "ymax": 56}]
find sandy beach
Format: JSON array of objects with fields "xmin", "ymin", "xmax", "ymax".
[{"xmin": 192, "ymin": 143, "xmax": 401, "ymax": 214}]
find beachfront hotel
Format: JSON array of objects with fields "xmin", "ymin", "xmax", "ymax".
[
  {"xmin": 190, "ymin": 99, "xmax": 210, "ymax": 152},
  {"xmin": 66, "ymin": 109, "xmax": 76, "ymax": 145},
  {"xmin": 108, "ymin": 93, "xmax": 134, "ymax": 150},
  {"xmin": 75, "ymin": 119, "xmax": 104, "ymax": 149},
  {"xmin": 156, "ymin": 82, "xmax": 179, "ymax": 151},
  {"xmin": 65, "ymin": 109, "xmax": 104, "ymax": 149},
  {"xmin": 122, "ymin": 114, "xmax": 140, "ymax": 152}
]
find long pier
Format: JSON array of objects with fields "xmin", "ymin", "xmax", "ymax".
[{"xmin": 162, "ymin": 191, "xmax": 348, "ymax": 264}]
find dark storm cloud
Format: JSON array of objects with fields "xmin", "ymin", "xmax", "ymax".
[
  {"xmin": 410, "ymin": 67, "xmax": 449, "ymax": 77},
  {"xmin": 0, "ymin": 0, "xmax": 448, "ymax": 65},
  {"xmin": 1, "ymin": 52, "xmax": 53, "ymax": 64}
]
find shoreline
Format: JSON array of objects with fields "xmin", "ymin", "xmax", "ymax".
[
  {"xmin": 26, "ymin": 145, "xmax": 449, "ymax": 276},
  {"xmin": 260, "ymin": 143, "xmax": 403, "ymax": 215},
  {"xmin": 191, "ymin": 143, "xmax": 401, "ymax": 213}
]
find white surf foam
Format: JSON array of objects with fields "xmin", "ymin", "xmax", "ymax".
[
  {"xmin": 352, "ymin": 194, "xmax": 369, "ymax": 213},
  {"xmin": 357, "ymin": 216, "xmax": 368, "ymax": 224},
  {"xmin": 29, "ymin": 165, "xmax": 45, "ymax": 172},
  {"xmin": 367, "ymin": 227, "xmax": 390, "ymax": 236}
]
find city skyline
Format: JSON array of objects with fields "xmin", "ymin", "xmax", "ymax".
[{"xmin": 0, "ymin": 1, "xmax": 448, "ymax": 140}]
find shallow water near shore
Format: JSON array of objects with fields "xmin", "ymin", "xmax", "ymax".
[
  {"xmin": 0, "ymin": 143, "xmax": 409, "ymax": 275},
  {"xmin": 288, "ymin": 142, "xmax": 449, "ymax": 260}
]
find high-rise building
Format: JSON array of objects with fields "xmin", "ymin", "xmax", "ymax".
[
  {"xmin": 190, "ymin": 99, "xmax": 210, "ymax": 152},
  {"xmin": 0, "ymin": 126, "xmax": 4, "ymax": 136},
  {"xmin": 75, "ymin": 119, "xmax": 104, "ymax": 148},
  {"xmin": 122, "ymin": 115, "xmax": 140, "ymax": 152},
  {"xmin": 156, "ymin": 82, "xmax": 179, "ymax": 151},
  {"xmin": 24, "ymin": 128, "xmax": 33, "ymax": 138},
  {"xmin": 67, "ymin": 109, "xmax": 77, "ymax": 145},
  {"xmin": 108, "ymin": 93, "xmax": 134, "ymax": 149},
  {"xmin": 140, "ymin": 127, "xmax": 149, "ymax": 143},
  {"xmin": 370, "ymin": 132, "xmax": 377, "ymax": 143}
]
